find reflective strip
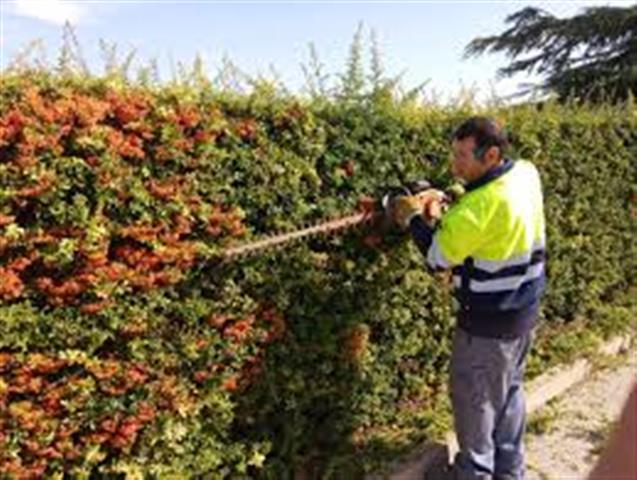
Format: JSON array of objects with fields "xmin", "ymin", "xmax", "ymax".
[
  {"xmin": 473, "ymin": 238, "xmax": 545, "ymax": 273},
  {"xmin": 469, "ymin": 262, "xmax": 544, "ymax": 293},
  {"xmin": 471, "ymin": 250, "xmax": 544, "ymax": 281},
  {"xmin": 426, "ymin": 236, "xmax": 452, "ymax": 270}
]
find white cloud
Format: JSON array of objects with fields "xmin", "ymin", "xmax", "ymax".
[{"xmin": 8, "ymin": 0, "xmax": 87, "ymax": 26}]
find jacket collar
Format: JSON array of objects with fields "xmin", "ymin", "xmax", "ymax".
[{"xmin": 465, "ymin": 157, "xmax": 514, "ymax": 192}]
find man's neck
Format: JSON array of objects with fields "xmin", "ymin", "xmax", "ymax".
[{"xmin": 465, "ymin": 158, "xmax": 512, "ymax": 191}]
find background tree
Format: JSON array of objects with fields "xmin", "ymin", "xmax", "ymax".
[{"xmin": 465, "ymin": 5, "xmax": 637, "ymax": 103}]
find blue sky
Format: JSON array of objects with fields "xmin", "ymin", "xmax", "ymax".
[{"xmin": 1, "ymin": 1, "xmax": 632, "ymax": 102}]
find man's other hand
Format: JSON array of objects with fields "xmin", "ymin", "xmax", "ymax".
[{"xmin": 393, "ymin": 195, "xmax": 423, "ymax": 230}]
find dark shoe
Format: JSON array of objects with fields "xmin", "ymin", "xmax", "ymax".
[{"xmin": 424, "ymin": 462, "xmax": 454, "ymax": 480}]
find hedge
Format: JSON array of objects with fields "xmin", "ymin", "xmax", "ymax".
[{"xmin": 0, "ymin": 71, "xmax": 635, "ymax": 479}]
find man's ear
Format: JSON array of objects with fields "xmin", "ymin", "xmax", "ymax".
[{"xmin": 484, "ymin": 145, "xmax": 501, "ymax": 166}]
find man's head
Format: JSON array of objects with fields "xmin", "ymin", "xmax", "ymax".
[{"xmin": 450, "ymin": 117, "xmax": 509, "ymax": 183}]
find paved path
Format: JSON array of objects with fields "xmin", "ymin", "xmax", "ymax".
[{"xmin": 525, "ymin": 345, "xmax": 637, "ymax": 480}]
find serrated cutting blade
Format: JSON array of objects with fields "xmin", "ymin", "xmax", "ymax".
[{"xmin": 221, "ymin": 211, "xmax": 378, "ymax": 259}]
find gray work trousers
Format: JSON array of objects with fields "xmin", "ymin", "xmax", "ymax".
[{"xmin": 450, "ymin": 327, "xmax": 533, "ymax": 480}]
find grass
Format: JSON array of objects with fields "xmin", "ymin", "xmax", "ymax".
[{"xmin": 527, "ymin": 400, "xmax": 561, "ymax": 436}]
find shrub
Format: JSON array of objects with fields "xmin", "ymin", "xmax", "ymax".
[{"xmin": 0, "ymin": 70, "xmax": 635, "ymax": 478}]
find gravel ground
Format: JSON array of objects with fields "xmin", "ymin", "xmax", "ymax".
[{"xmin": 525, "ymin": 345, "xmax": 637, "ymax": 480}]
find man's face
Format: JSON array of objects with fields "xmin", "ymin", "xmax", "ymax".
[{"xmin": 451, "ymin": 137, "xmax": 500, "ymax": 183}]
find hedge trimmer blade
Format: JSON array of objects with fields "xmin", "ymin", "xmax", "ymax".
[
  {"xmin": 221, "ymin": 210, "xmax": 378, "ymax": 260},
  {"xmin": 217, "ymin": 182, "xmax": 457, "ymax": 261}
]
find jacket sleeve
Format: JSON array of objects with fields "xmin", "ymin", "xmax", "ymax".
[
  {"xmin": 426, "ymin": 196, "xmax": 492, "ymax": 269},
  {"xmin": 408, "ymin": 216, "xmax": 435, "ymax": 257}
]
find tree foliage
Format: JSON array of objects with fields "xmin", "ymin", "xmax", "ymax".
[{"xmin": 465, "ymin": 5, "xmax": 637, "ymax": 102}]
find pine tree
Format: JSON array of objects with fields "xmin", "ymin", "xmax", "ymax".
[
  {"xmin": 465, "ymin": 5, "xmax": 637, "ymax": 102},
  {"xmin": 340, "ymin": 22, "xmax": 366, "ymax": 100}
]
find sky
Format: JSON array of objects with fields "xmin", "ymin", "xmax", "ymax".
[{"xmin": 1, "ymin": 0, "xmax": 633, "ymax": 103}]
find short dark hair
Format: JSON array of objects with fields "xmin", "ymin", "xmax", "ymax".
[{"xmin": 452, "ymin": 117, "xmax": 509, "ymax": 160}]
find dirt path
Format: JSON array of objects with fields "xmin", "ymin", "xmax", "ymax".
[{"xmin": 525, "ymin": 345, "xmax": 637, "ymax": 480}]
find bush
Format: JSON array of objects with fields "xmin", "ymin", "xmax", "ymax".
[{"xmin": 0, "ymin": 70, "xmax": 635, "ymax": 478}]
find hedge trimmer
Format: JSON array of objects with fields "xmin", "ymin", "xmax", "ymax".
[{"xmin": 220, "ymin": 180, "xmax": 459, "ymax": 260}]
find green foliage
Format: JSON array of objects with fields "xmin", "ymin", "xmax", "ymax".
[
  {"xmin": 0, "ymin": 62, "xmax": 635, "ymax": 479},
  {"xmin": 466, "ymin": 5, "xmax": 637, "ymax": 103}
]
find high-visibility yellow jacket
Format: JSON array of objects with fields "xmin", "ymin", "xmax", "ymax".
[{"xmin": 410, "ymin": 158, "xmax": 546, "ymax": 338}]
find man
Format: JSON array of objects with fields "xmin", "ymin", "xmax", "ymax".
[{"xmin": 394, "ymin": 117, "xmax": 546, "ymax": 480}]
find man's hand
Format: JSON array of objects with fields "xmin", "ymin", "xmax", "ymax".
[
  {"xmin": 393, "ymin": 189, "xmax": 446, "ymax": 230},
  {"xmin": 417, "ymin": 189, "xmax": 445, "ymax": 225},
  {"xmin": 393, "ymin": 195, "xmax": 423, "ymax": 230}
]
